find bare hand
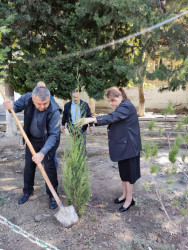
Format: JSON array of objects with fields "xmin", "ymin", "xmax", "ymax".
[
  {"xmin": 32, "ymin": 152, "xmax": 44, "ymax": 165},
  {"xmin": 89, "ymin": 127, "xmax": 94, "ymax": 132},
  {"xmin": 74, "ymin": 118, "xmax": 85, "ymax": 127},
  {"xmin": 3, "ymin": 100, "xmax": 13, "ymax": 110},
  {"xmin": 76, "ymin": 117, "xmax": 96, "ymax": 127},
  {"xmin": 61, "ymin": 125, "xmax": 65, "ymax": 132}
]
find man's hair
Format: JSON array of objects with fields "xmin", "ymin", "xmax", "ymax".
[
  {"xmin": 32, "ymin": 86, "xmax": 50, "ymax": 101},
  {"xmin": 72, "ymin": 89, "xmax": 79, "ymax": 94}
]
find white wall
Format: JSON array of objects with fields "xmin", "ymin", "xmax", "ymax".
[
  {"xmin": 0, "ymin": 86, "xmax": 21, "ymax": 104},
  {"xmin": 95, "ymin": 86, "xmax": 188, "ymax": 110}
]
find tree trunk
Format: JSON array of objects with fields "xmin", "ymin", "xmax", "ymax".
[
  {"xmin": 5, "ymin": 82, "xmax": 17, "ymax": 137},
  {"xmin": 138, "ymin": 83, "xmax": 145, "ymax": 117},
  {"xmin": 88, "ymin": 98, "xmax": 95, "ymax": 115},
  {"xmin": 138, "ymin": 53, "xmax": 150, "ymax": 117}
]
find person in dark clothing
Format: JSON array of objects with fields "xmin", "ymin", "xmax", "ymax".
[
  {"xmin": 76, "ymin": 87, "xmax": 142, "ymax": 212},
  {"xmin": 61, "ymin": 90, "xmax": 93, "ymax": 151},
  {"xmin": 37, "ymin": 81, "xmax": 58, "ymax": 168},
  {"xmin": 3, "ymin": 86, "xmax": 61, "ymax": 210}
]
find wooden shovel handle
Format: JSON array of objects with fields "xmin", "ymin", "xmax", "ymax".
[{"xmin": 0, "ymin": 87, "xmax": 63, "ymax": 209}]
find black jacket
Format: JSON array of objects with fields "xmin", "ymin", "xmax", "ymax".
[
  {"xmin": 96, "ymin": 99, "xmax": 142, "ymax": 162},
  {"xmin": 14, "ymin": 92, "xmax": 62, "ymax": 155},
  {"xmin": 62, "ymin": 99, "xmax": 93, "ymax": 132}
]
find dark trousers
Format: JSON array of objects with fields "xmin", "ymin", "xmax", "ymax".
[{"xmin": 23, "ymin": 137, "xmax": 58, "ymax": 197}]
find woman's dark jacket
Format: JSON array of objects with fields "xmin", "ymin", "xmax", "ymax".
[
  {"xmin": 13, "ymin": 92, "xmax": 62, "ymax": 156},
  {"xmin": 62, "ymin": 99, "xmax": 93, "ymax": 132},
  {"xmin": 96, "ymin": 99, "xmax": 142, "ymax": 162}
]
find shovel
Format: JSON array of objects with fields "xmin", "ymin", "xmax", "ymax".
[{"xmin": 0, "ymin": 88, "xmax": 79, "ymax": 228}]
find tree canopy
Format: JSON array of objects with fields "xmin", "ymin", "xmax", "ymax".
[{"xmin": 1, "ymin": 0, "xmax": 187, "ymax": 100}]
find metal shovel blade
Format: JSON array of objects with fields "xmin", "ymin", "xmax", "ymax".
[{"xmin": 54, "ymin": 205, "xmax": 79, "ymax": 228}]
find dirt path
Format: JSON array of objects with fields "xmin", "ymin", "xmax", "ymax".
[{"xmin": 0, "ymin": 120, "xmax": 187, "ymax": 250}]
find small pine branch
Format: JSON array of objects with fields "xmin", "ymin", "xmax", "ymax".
[
  {"xmin": 159, "ymin": 127, "xmax": 162, "ymax": 135},
  {"xmin": 144, "ymin": 182, "xmax": 151, "ymax": 192},
  {"xmin": 175, "ymin": 121, "xmax": 182, "ymax": 131},
  {"xmin": 166, "ymin": 176, "xmax": 174, "ymax": 185},
  {"xmin": 183, "ymin": 115, "xmax": 188, "ymax": 125},
  {"xmin": 148, "ymin": 120, "xmax": 155, "ymax": 131},
  {"xmin": 150, "ymin": 164, "xmax": 160, "ymax": 174},
  {"xmin": 185, "ymin": 134, "xmax": 188, "ymax": 144},
  {"xmin": 172, "ymin": 199, "xmax": 179, "ymax": 207},
  {"xmin": 180, "ymin": 208, "xmax": 187, "ymax": 217},
  {"xmin": 169, "ymin": 144, "xmax": 178, "ymax": 163},
  {"xmin": 142, "ymin": 141, "xmax": 158, "ymax": 160},
  {"xmin": 161, "ymin": 101, "xmax": 175, "ymax": 115}
]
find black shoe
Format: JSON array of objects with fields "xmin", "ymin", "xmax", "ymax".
[
  {"xmin": 49, "ymin": 197, "xmax": 58, "ymax": 210},
  {"xmin": 114, "ymin": 198, "xmax": 126, "ymax": 204},
  {"xmin": 119, "ymin": 199, "xmax": 135, "ymax": 212},
  {"xmin": 18, "ymin": 193, "xmax": 32, "ymax": 205}
]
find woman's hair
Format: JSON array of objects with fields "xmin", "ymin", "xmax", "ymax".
[{"xmin": 105, "ymin": 87, "xmax": 129, "ymax": 100}]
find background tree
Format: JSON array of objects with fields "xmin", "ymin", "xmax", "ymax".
[
  {"xmin": 78, "ymin": 0, "xmax": 187, "ymax": 116},
  {"xmin": 2, "ymin": 1, "xmax": 187, "ymax": 114},
  {"xmin": 8, "ymin": 0, "xmax": 131, "ymax": 100},
  {"xmin": 0, "ymin": 1, "xmax": 17, "ymax": 136}
]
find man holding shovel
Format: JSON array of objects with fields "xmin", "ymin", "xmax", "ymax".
[
  {"xmin": 36, "ymin": 81, "xmax": 59, "ymax": 168},
  {"xmin": 3, "ymin": 86, "xmax": 61, "ymax": 210}
]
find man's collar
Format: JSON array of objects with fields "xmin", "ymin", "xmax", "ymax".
[{"xmin": 72, "ymin": 100, "xmax": 80, "ymax": 105}]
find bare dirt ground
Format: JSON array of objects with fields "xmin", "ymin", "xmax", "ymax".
[{"xmin": 0, "ymin": 117, "xmax": 187, "ymax": 250}]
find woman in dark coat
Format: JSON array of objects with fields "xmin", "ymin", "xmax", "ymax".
[{"xmin": 77, "ymin": 87, "xmax": 141, "ymax": 212}]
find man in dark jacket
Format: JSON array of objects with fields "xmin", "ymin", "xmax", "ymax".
[
  {"xmin": 3, "ymin": 86, "xmax": 61, "ymax": 210},
  {"xmin": 61, "ymin": 90, "xmax": 93, "ymax": 150},
  {"xmin": 37, "ymin": 81, "xmax": 58, "ymax": 168}
]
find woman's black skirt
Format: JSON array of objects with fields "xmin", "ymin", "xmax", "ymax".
[{"xmin": 118, "ymin": 153, "xmax": 141, "ymax": 184}]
